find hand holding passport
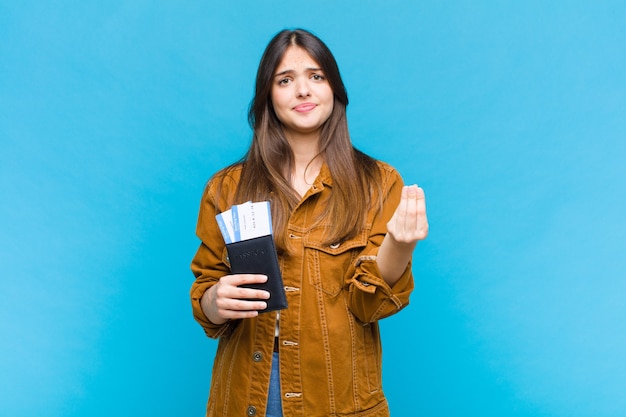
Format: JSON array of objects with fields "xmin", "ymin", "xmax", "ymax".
[{"xmin": 216, "ymin": 202, "xmax": 288, "ymax": 313}]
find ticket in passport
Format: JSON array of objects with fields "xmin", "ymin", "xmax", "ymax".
[
  {"xmin": 216, "ymin": 201, "xmax": 272, "ymax": 244},
  {"xmin": 215, "ymin": 209, "xmax": 235, "ymax": 244}
]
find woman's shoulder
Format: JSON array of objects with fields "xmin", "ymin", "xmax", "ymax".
[
  {"xmin": 374, "ymin": 159, "xmax": 398, "ymax": 174},
  {"xmin": 202, "ymin": 163, "xmax": 244, "ymax": 210},
  {"xmin": 373, "ymin": 159, "xmax": 404, "ymax": 185},
  {"xmin": 207, "ymin": 163, "xmax": 244, "ymax": 189},
  {"xmin": 354, "ymin": 148, "xmax": 398, "ymax": 176},
  {"xmin": 381, "ymin": 164, "xmax": 406, "ymax": 199}
]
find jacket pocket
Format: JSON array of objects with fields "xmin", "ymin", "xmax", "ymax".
[
  {"xmin": 359, "ymin": 322, "xmax": 382, "ymax": 395},
  {"xmin": 303, "ymin": 224, "xmax": 369, "ymax": 297}
]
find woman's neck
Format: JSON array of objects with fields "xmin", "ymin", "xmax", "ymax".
[{"xmin": 286, "ymin": 134, "xmax": 322, "ymax": 197}]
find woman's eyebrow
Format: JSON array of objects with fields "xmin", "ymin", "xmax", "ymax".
[
  {"xmin": 274, "ymin": 67, "xmax": 323, "ymax": 77},
  {"xmin": 274, "ymin": 69, "xmax": 293, "ymax": 77}
]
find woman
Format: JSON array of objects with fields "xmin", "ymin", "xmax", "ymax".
[{"xmin": 191, "ymin": 28, "xmax": 428, "ymax": 417}]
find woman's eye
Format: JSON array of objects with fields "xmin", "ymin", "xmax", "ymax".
[
  {"xmin": 278, "ymin": 78, "xmax": 291, "ymax": 86},
  {"xmin": 311, "ymin": 74, "xmax": 325, "ymax": 81}
]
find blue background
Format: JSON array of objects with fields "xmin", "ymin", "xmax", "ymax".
[{"xmin": 1, "ymin": 1, "xmax": 625, "ymax": 416}]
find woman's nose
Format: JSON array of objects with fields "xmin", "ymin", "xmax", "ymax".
[{"xmin": 295, "ymin": 80, "xmax": 311, "ymax": 98}]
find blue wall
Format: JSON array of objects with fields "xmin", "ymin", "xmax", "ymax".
[{"xmin": 1, "ymin": 1, "xmax": 625, "ymax": 416}]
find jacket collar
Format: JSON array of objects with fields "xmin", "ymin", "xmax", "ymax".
[{"xmin": 316, "ymin": 161, "xmax": 333, "ymax": 188}]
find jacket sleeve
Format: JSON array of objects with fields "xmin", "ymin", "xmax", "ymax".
[
  {"xmin": 348, "ymin": 165, "xmax": 414, "ymax": 323},
  {"xmin": 190, "ymin": 177, "xmax": 237, "ymax": 339}
]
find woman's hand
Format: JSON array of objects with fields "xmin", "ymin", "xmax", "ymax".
[
  {"xmin": 377, "ymin": 185, "xmax": 428, "ymax": 286},
  {"xmin": 386, "ymin": 184, "xmax": 429, "ymax": 245},
  {"xmin": 200, "ymin": 274, "xmax": 271, "ymax": 325}
]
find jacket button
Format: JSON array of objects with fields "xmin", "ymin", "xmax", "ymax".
[
  {"xmin": 252, "ymin": 351, "xmax": 263, "ymax": 362},
  {"xmin": 246, "ymin": 406, "xmax": 257, "ymax": 416}
]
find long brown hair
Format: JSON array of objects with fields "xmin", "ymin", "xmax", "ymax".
[{"xmin": 219, "ymin": 29, "xmax": 381, "ymax": 254}]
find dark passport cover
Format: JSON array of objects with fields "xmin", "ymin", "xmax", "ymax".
[{"xmin": 225, "ymin": 234, "xmax": 288, "ymax": 313}]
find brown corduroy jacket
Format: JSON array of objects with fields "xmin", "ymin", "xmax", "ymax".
[{"xmin": 191, "ymin": 161, "xmax": 414, "ymax": 417}]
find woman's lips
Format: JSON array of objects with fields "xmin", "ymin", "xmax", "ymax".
[{"xmin": 293, "ymin": 103, "xmax": 317, "ymax": 112}]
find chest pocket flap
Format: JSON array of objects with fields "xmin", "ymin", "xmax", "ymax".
[{"xmin": 303, "ymin": 225, "xmax": 370, "ymax": 296}]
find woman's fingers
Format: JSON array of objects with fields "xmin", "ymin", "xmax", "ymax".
[
  {"xmin": 404, "ymin": 185, "xmax": 418, "ymax": 232},
  {"xmin": 219, "ymin": 274, "xmax": 270, "ymax": 300},
  {"xmin": 412, "ymin": 185, "xmax": 428, "ymax": 239},
  {"xmin": 202, "ymin": 274, "xmax": 271, "ymax": 324},
  {"xmin": 387, "ymin": 185, "xmax": 429, "ymax": 243},
  {"xmin": 212, "ymin": 274, "xmax": 271, "ymax": 317}
]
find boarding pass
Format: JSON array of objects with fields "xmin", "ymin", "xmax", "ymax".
[{"xmin": 215, "ymin": 201, "xmax": 273, "ymax": 244}]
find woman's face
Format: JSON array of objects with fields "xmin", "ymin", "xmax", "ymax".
[{"xmin": 270, "ymin": 46, "xmax": 334, "ymax": 142}]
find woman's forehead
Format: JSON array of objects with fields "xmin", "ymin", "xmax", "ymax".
[{"xmin": 275, "ymin": 46, "xmax": 321, "ymax": 73}]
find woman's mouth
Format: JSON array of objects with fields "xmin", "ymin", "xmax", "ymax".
[{"xmin": 293, "ymin": 103, "xmax": 317, "ymax": 112}]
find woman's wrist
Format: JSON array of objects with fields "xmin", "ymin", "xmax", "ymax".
[{"xmin": 201, "ymin": 286, "xmax": 229, "ymax": 326}]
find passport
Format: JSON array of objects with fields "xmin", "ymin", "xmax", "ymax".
[{"xmin": 225, "ymin": 234, "xmax": 288, "ymax": 313}]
